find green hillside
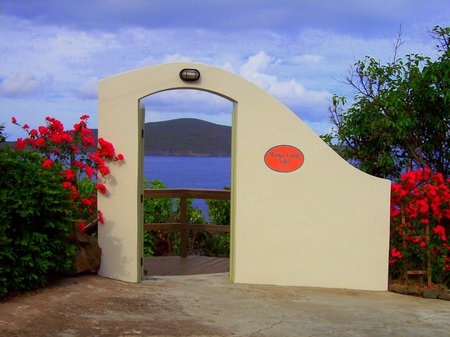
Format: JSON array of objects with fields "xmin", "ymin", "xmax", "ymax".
[{"xmin": 143, "ymin": 118, "xmax": 231, "ymax": 156}]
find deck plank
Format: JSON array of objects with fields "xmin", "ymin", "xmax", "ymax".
[{"xmin": 144, "ymin": 256, "xmax": 229, "ymax": 276}]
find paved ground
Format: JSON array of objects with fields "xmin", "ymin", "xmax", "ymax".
[{"xmin": 0, "ymin": 273, "xmax": 449, "ymax": 337}]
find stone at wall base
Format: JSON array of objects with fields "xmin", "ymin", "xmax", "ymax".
[
  {"xmin": 423, "ymin": 288, "xmax": 441, "ymax": 299},
  {"xmin": 74, "ymin": 232, "xmax": 102, "ymax": 274},
  {"xmin": 438, "ymin": 288, "xmax": 450, "ymax": 300},
  {"xmin": 389, "ymin": 283, "xmax": 407, "ymax": 294},
  {"xmin": 389, "ymin": 282, "xmax": 450, "ymax": 301}
]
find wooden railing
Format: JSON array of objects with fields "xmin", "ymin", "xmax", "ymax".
[{"xmin": 143, "ymin": 188, "xmax": 230, "ymax": 257}]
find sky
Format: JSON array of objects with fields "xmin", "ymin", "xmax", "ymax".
[{"xmin": 1, "ymin": 0, "xmax": 449, "ymax": 140}]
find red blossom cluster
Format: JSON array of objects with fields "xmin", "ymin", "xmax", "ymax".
[
  {"xmin": 12, "ymin": 115, "xmax": 124, "ymax": 232},
  {"xmin": 390, "ymin": 168, "xmax": 450, "ymax": 277}
]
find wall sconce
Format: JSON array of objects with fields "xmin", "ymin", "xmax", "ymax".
[{"xmin": 179, "ymin": 68, "xmax": 201, "ymax": 82}]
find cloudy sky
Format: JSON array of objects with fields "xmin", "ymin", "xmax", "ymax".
[{"xmin": 1, "ymin": 0, "xmax": 449, "ymax": 140}]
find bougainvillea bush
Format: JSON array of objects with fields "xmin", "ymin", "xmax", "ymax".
[
  {"xmin": 12, "ymin": 115, "xmax": 124, "ymax": 232},
  {"xmin": 390, "ymin": 168, "xmax": 450, "ymax": 286},
  {"xmin": 0, "ymin": 115, "xmax": 123, "ymax": 298},
  {"xmin": 0, "ymin": 148, "xmax": 77, "ymax": 298}
]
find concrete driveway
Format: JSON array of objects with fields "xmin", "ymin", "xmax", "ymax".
[{"xmin": 0, "ymin": 273, "xmax": 448, "ymax": 337}]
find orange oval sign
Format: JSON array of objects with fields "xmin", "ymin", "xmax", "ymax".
[{"xmin": 264, "ymin": 145, "xmax": 304, "ymax": 173}]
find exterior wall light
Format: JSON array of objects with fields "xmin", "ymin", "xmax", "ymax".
[{"xmin": 179, "ymin": 68, "xmax": 200, "ymax": 82}]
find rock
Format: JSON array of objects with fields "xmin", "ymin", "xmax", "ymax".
[
  {"xmin": 389, "ymin": 284, "xmax": 407, "ymax": 294},
  {"xmin": 438, "ymin": 288, "xmax": 450, "ymax": 301},
  {"xmin": 75, "ymin": 232, "xmax": 102, "ymax": 274},
  {"xmin": 407, "ymin": 285, "xmax": 423, "ymax": 296},
  {"xmin": 423, "ymin": 288, "xmax": 440, "ymax": 299}
]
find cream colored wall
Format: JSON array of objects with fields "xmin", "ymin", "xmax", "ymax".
[{"xmin": 98, "ymin": 63, "xmax": 391, "ymax": 290}]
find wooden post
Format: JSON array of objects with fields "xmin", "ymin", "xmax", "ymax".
[{"xmin": 179, "ymin": 197, "xmax": 188, "ymax": 258}]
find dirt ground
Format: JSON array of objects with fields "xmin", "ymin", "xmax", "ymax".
[{"xmin": 0, "ymin": 273, "xmax": 449, "ymax": 337}]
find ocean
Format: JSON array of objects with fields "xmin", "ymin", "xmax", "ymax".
[
  {"xmin": 144, "ymin": 156, "xmax": 231, "ymax": 189},
  {"xmin": 143, "ymin": 156, "xmax": 231, "ymax": 216}
]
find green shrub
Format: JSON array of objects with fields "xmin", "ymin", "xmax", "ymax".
[
  {"xmin": 0, "ymin": 148, "xmax": 76, "ymax": 298},
  {"xmin": 143, "ymin": 178, "xmax": 175, "ymax": 224},
  {"xmin": 143, "ymin": 179, "xmax": 175, "ymax": 256},
  {"xmin": 143, "ymin": 179, "xmax": 231, "ymax": 257},
  {"xmin": 0, "ymin": 124, "xmax": 5, "ymax": 143},
  {"xmin": 206, "ymin": 187, "xmax": 230, "ymax": 225},
  {"xmin": 191, "ymin": 187, "xmax": 231, "ymax": 257}
]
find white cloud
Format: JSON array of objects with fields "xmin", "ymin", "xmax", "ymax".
[
  {"xmin": 239, "ymin": 51, "xmax": 330, "ymax": 121},
  {"xmin": 0, "ymin": 72, "xmax": 47, "ymax": 97},
  {"xmin": 162, "ymin": 53, "xmax": 192, "ymax": 63},
  {"xmin": 1, "ymin": 2, "xmax": 446, "ymax": 139},
  {"xmin": 143, "ymin": 89, "xmax": 233, "ymax": 118},
  {"xmin": 75, "ymin": 77, "xmax": 98, "ymax": 100},
  {"xmin": 291, "ymin": 54, "xmax": 323, "ymax": 64}
]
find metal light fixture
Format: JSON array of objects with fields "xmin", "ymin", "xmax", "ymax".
[{"xmin": 179, "ymin": 68, "xmax": 201, "ymax": 82}]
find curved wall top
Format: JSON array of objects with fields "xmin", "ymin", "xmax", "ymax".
[{"xmin": 98, "ymin": 63, "xmax": 391, "ymax": 290}]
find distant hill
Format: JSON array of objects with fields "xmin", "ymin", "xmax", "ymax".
[
  {"xmin": 143, "ymin": 118, "xmax": 231, "ymax": 156},
  {"xmin": 2, "ymin": 118, "xmax": 232, "ymax": 157}
]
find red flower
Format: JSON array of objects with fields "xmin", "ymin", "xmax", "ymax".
[
  {"xmin": 95, "ymin": 183, "xmax": 107, "ymax": 195},
  {"xmin": 64, "ymin": 168, "xmax": 76, "ymax": 181},
  {"xmin": 433, "ymin": 225, "xmax": 447, "ymax": 242},
  {"xmin": 38, "ymin": 126, "xmax": 48, "ymax": 135},
  {"xmin": 84, "ymin": 165, "xmax": 95, "ymax": 179},
  {"xmin": 77, "ymin": 221, "xmax": 85, "ymax": 233},
  {"xmin": 73, "ymin": 160, "xmax": 83, "ymax": 169},
  {"xmin": 42, "ymin": 158, "xmax": 53, "ymax": 169},
  {"xmin": 98, "ymin": 138, "xmax": 115, "ymax": 158},
  {"xmin": 81, "ymin": 198, "xmax": 93, "ymax": 206},
  {"xmin": 98, "ymin": 211, "xmax": 104, "ymax": 224},
  {"xmin": 80, "ymin": 114, "xmax": 89, "ymax": 120},
  {"xmin": 11, "ymin": 117, "xmax": 17, "ymax": 124},
  {"xmin": 49, "ymin": 133, "xmax": 63, "ymax": 144},
  {"xmin": 33, "ymin": 138, "xmax": 46, "ymax": 148},
  {"xmin": 115, "ymin": 153, "xmax": 124, "ymax": 161},
  {"xmin": 391, "ymin": 248, "xmax": 402, "ymax": 259},
  {"xmin": 62, "ymin": 181, "xmax": 72, "ymax": 189},
  {"xmin": 22, "ymin": 124, "xmax": 29, "ymax": 129},
  {"xmin": 14, "ymin": 138, "xmax": 27, "ymax": 150},
  {"xmin": 99, "ymin": 165, "xmax": 110, "ymax": 176},
  {"xmin": 29, "ymin": 129, "xmax": 38, "ymax": 137},
  {"xmin": 82, "ymin": 134, "xmax": 95, "ymax": 147}
]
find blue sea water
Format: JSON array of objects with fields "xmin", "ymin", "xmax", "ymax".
[
  {"xmin": 144, "ymin": 156, "xmax": 231, "ymax": 189},
  {"xmin": 143, "ymin": 156, "xmax": 231, "ymax": 216}
]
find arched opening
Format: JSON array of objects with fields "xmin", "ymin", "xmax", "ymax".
[{"xmin": 139, "ymin": 89, "xmax": 234, "ymax": 276}]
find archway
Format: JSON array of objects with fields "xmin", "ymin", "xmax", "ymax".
[
  {"xmin": 141, "ymin": 89, "xmax": 233, "ymax": 274},
  {"xmin": 98, "ymin": 63, "xmax": 390, "ymax": 291}
]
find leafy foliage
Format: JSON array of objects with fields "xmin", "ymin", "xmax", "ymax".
[
  {"xmin": 143, "ymin": 179, "xmax": 230, "ymax": 257},
  {"xmin": 324, "ymin": 26, "xmax": 450, "ymax": 179},
  {"xmin": 0, "ymin": 148, "xmax": 77, "ymax": 298},
  {"xmin": 143, "ymin": 179, "xmax": 174, "ymax": 256},
  {"xmin": 189, "ymin": 187, "xmax": 231, "ymax": 257},
  {"xmin": 206, "ymin": 187, "xmax": 230, "ymax": 225},
  {"xmin": 0, "ymin": 124, "xmax": 5, "ymax": 143},
  {"xmin": 143, "ymin": 178, "xmax": 175, "ymax": 224}
]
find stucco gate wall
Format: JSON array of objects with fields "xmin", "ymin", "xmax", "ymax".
[{"xmin": 98, "ymin": 62, "xmax": 391, "ymax": 291}]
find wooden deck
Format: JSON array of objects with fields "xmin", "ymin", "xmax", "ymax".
[{"xmin": 144, "ymin": 256, "xmax": 229, "ymax": 276}]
